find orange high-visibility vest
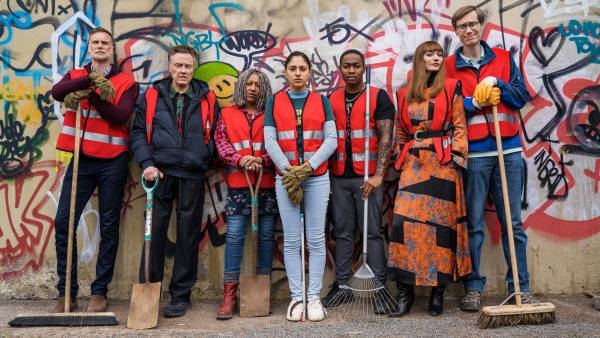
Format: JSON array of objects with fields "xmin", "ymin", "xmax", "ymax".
[
  {"xmin": 221, "ymin": 105, "xmax": 275, "ymax": 189},
  {"xmin": 446, "ymin": 48, "xmax": 519, "ymax": 141},
  {"xmin": 144, "ymin": 87, "xmax": 216, "ymax": 145},
  {"xmin": 329, "ymin": 86, "xmax": 381, "ymax": 176},
  {"xmin": 56, "ymin": 68, "xmax": 135, "ymax": 158},
  {"xmin": 272, "ymin": 91, "xmax": 328, "ymax": 176},
  {"xmin": 394, "ymin": 78, "xmax": 459, "ymax": 170}
]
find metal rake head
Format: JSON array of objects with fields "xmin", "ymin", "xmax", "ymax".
[{"xmin": 325, "ymin": 276, "xmax": 398, "ymax": 320}]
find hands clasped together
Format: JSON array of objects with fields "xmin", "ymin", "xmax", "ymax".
[
  {"xmin": 63, "ymin": 71, "xmax": 116, "ymax": 110},
  {"xmin": 282, "ymin": 162, "xmax": 314, "ymax": 204}
]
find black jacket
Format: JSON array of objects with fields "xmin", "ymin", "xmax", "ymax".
[{"xmin": 131, "ymin": 77, "xmax": 219, "ymax": 179}]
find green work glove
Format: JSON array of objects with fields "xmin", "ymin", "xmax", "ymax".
[
  {"xmin": 64, "ymin": 89, "xmax": 92, "ymax": 110},
  {"xmin": 88, "ymin": 71, "xmax": 115, "ymax": 101},
  {"xmin": 288, "ymin": 185, "xmax": 304, "ymax": 204}
]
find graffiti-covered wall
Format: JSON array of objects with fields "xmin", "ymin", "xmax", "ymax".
[{"xmin": 1, "ymin": 0, "xmax": 599, "ymax": 300}]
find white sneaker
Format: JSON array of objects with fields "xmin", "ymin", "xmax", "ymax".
[
  {"xmin": 286, "ymin": 298, "xmax": 304, "ymax": 321},
  {"xmin": 307, "ymin": 296, "xmax": 327, "ymax": 322}
]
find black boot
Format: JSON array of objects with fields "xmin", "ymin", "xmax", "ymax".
[
  {"xmin": 428, "ymin": 286, "xmax": 445, "ymax": 316},
  {"xmin": 389, "ymin": 282, "xmax": 414, "ymax": 317}
]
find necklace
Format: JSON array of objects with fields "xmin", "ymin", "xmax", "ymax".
[{"xmin": 345, "ymin": 85, "xmax": 365, "ymax": 112}]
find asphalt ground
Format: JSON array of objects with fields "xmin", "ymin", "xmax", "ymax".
[{"xmin": 1, "ymin": 295, "xmax": 599, "ymax": 337}]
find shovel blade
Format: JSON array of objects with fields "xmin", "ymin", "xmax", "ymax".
[
  {"xmin": 239, "ymin": 275, "xmax": 270, "ymax": 317},
  {"xmin": 127, "ymin": 282, "xmax": 161, "ymax": 329}
]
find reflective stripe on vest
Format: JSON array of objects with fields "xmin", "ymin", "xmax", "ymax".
[
  {"xmin": 272, "ymin": 91, "xmax": 328, "ymax": 176},
  {"xmin": 328, "ymin": 86, "xmax": 381, "ymax": 176},
  {"xmin": 56, "ymin": 68, "xmax": 134, "ymax": 158},
  {"xmin": 220, "ymin": 105, "xmax": 275, "ymax": 189},
  {"xmin": 60, "ymin": 126, "xmax": 128, "ymax": 146}
]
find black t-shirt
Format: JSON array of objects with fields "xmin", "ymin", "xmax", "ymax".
[{"xmin": 341, "ymin": 89, "xmax": 395, "ymax": 178}]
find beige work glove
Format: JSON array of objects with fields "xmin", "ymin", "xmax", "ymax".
[
  {"xmin": 88, "ymin": 71, "xmax": 115, "ymax": 101},
  {"xmin": 64, "ymin": 89, "xmax": 92, "ymax": 110}
]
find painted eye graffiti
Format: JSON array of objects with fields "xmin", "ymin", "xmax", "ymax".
[{"xmin": 566, "ymin": 85, "xmax": 600, "ymax": 155}]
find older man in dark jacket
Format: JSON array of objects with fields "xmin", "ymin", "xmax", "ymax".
[{"xmin": 131, "ymin": 45, "xmax": 219, "ymax": 318}]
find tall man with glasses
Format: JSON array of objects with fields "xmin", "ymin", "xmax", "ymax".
[{"xmin": 445, "ymin": 6, "xmax": 533, "ymax": 311}]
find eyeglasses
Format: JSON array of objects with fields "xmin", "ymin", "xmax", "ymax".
[{"xmin": 456, "ymin": 21, "xmax": 480, "ymax": 33}]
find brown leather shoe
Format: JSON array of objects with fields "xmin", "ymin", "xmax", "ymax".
[
  {"xmin": 216, "ymin": 282, "xmax": 238, "ymax": 320},
  {"xmin": 51, "ymin": 296, "xmax": 78, "ymax": 313},
  {"xmin": 86, "ymin": 295, "xmax": 108, "ymax": 312}
]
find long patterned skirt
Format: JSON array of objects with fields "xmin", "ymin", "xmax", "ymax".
[{"xmin": 388, "ymin": 145, "xmax": 471, "ymax": 287}]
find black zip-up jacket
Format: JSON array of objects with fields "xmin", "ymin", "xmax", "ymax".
[{"xmin": 131, "ymin": 77, "xmax": 219, "ymax": 179}]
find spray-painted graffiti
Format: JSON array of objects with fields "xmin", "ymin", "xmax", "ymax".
[
  {"xmin": 0, "ymin": 161, "xmax": 62, "ymax": 279},
  {"xmin": 0, "ymin": 0, "xmax": 599, "ymax": 297}
]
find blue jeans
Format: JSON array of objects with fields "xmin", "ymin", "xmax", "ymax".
[
  {"xmin": 462, "ymin": 152, "xmax": 530, "ymax": 293},
  {"xmin": 223, "ymin": 213, "xmax": 276, "ymax": 282},
  {"xmin": 276, "ymin": 173, "xmax": 329, "ymax": 299},
  {"xmin": 54, "ymin": 153, "xmax": 128, "ymax": 297}
]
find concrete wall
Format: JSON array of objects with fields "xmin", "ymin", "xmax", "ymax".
[{"xmin": 0, "ymin": 0, "xmax": 599, "ymax": 300}]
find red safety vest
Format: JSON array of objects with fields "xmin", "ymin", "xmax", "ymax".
[
  {"xmin": 446, "ymin": 48, "xmax": 519, "ymax": 141},
  {"xmin": 329, "ymin": 86, "xmax": 380, "ymax": 176},
  {"xmin": 272, "ymin": 91, "xmax": 328, "ymax": 176},
  {"xmin": 56, "ymin": 68, "xmax": 135, "ymax": 158},
  {"xmin": 144, "ymin": 87, "xmax": 216, "ymax": 145},
  {"xmin": 394, "ymin": 78, "xmax": 459, "ymax": 170},
  {"xmin": 221, "ymin": 106, "xmax": 275, "ymax": 189}
]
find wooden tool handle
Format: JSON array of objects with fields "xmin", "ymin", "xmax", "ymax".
[{"xmin": 491, "ymin": 105, "xmax": 522, "ymax": 306}]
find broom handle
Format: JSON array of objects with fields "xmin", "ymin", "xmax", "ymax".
[
  {"xmin": 362, "ymin": 66, "xmax": 371, "ymax": 257},
  {"xmin": 64, "ymin": 106, "xmax": 82, "ymax": 313},
  {"xmin": 299, "ymin": 153, "xmax": 306, "ymax": 321},
  {"xmin": 491, "ymin": 105, "xmax": 522, "ymax": 307}
]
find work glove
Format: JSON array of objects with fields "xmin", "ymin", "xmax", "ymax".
[
  {"xmin": 488, "ymin": 87, "xmax": 501, "ymax": 106},
  {"xmin": 473, "ymin": 82, "xmax": 493, "ymax": 107},
  {"xmin": 283, "ymin": 162, "xmax": 314, "ymax": 186},
  {"xmin": 287, "ymin": 184, "xmax": 304, "ymax": 204},
  {"xmin": 64, "ymin": 89, "xmax": 92, "ymax": 110},
  {"xmin": 88, "ymin": 71, "xmax": 115, "ymax": 101}
]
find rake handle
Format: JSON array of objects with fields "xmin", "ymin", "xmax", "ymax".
[
  {"xmin": 491, "ymin": 105, "xmax": 522, "ymax": 307},
  {"xmin": 362, "ymin": 66, "xmax": 371, "ymax": 257}
]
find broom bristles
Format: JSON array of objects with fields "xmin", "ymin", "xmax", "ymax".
[{"xmin": 477, "ymin": 303, "xmax": 556, "ymax": 329}]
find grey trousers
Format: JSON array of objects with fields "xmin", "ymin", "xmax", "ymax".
[{"xmin": 330, "ymin": 176, "xmax": 387, "ymax": 284}]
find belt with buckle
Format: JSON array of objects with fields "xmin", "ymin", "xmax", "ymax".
[{"xmin": 409, "ymin": 129, "xmax": 448, "ymax": 141}]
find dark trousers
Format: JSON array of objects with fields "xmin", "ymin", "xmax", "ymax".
[
  {"xmin": 139, "ymin": 175, "xmax": 206, "ymax": 302},
  {"xmin": 54, "ymin": 153, "xmax": 128, "ymax": 297},
  {"xmin": 330, "ymin": 176, "xmax": 387, "ymax": 284}
]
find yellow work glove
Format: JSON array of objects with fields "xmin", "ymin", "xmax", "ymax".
[
  {"xmin": 488, "ymin": 87, "xmax": 501, "ymax": 106},
  {"xmin": 88, "ymin": 71, "xmax": 115, "ymax": 101},
  {"xmin": 473, "ymin": 83, "xmax": 493, "ymax": 107},
  {"xmin": 64, "ymin": 89, "xmax": 92, "ymax": 110}
]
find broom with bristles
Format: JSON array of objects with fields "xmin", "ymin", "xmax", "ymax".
[
  {"xmin": 326, "ymin": 66, "xmax": 397, "ymax": 319},
  {"xmin": 9, "ymin": 105, "xmax": 118, "ymax": 327},
  {"xmin": 477, "ymin": 105, "xmax": 556, "ymax": 329}
]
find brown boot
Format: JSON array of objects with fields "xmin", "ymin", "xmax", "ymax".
[
  {"xmin": 51, "ymin": 296, "xmax": 78, "ymax": 313},
  {"xmin": 216, "ymin": 282, "xmax": 238, "ymax": 320},
  {"xmin": 86, "ymin": 295, "xmax": 108, "ymax": 312}
]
